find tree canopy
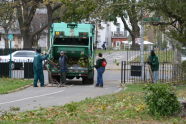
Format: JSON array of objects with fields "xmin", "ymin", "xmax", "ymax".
[
  {"xmin": 144, "ymin": 0, "xmax": 186, "ymax": 46},
  {"xmin": 0, "ymin": 0, "xmax": 185, "ymax": 48},
  {"xmin": 0, "ymin": 1, "xmax": 16, "ymax": 48}
]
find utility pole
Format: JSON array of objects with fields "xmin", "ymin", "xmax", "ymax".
[
  {"xmin": 8, "ymin": 34, "xmax": 13, "ymax": 78},
  {"xmin": 140, "ymin": 18, "xmax": 144, "ymax": 64},
  {"xmin": 140, "ymin": 8, "xmax": 145, "ymax": 80}
]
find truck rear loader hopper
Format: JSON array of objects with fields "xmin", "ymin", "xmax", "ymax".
[{"xmin": 47, "ymin": 22, "xmax": 95, "ymax": 85}]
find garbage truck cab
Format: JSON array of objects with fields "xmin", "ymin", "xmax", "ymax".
[{"xmin": 48, "ymin": 22, "xmax": 95, "ymax": 84}]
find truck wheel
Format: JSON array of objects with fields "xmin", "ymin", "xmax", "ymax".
[
  {"xmin": 67, "ymin": 76, "xmax": 74, "ymax": 79},
  {"xmin": 82, "ymin": 77, "xmax": 94, "ymax": 85},
  {"xmin": 82, "ymin": 77, "xmax": 87, "ymax": 84},
  {"xmin": 48, "ymin": 71, "xmax": 53, "ymax": 84},
  {"xmin": 88, "ymin": 78, "xmax": 94, "ymax": 84}
]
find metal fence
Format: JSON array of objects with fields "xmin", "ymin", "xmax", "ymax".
[
  {"xmin": 123, "ymin": 49, "xmax": 176, "ymax": 63},
  {"xmin": 119, "ymin": 47, "xmax": 186, "ymax": 83},
  {"xmin": 0, "ymin": 60, "xmax": 34, "ymax": 79},
  {"xmin": 121, "ymin": 61, "xmax": 185, "ymax": 83},
  {"xmin": 0, "ymin": 48, "xmax": 35, "ymax": 79}
]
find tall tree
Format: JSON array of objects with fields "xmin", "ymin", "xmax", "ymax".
[
  {"xmin": 15, "ymin": 0, "xmax": 41, "ymax": 48},
  {"xmin": 14, "ymin": 0, "xmax": 64, "ymax": 48},
  {"xmin": 31, "ymin": 12, "xmax": 48, "ymax": 47},
  {"xmin": 43, "ymin": 0, "xmax": 63, "ymax": 47},
  {"xmin": 57, "ymin": 0, "xmax": 97, "ymax": 22},
  {"xmin": 144, "ymin": 0, "xmax": 186, "ymax": 46},
  {"xmin": 95, "ymin": 0, "xmax": 142, "ymax": 49},
  {"xmin": 0, "ymin": 1, "xmax": 16, "ymax": 48}
]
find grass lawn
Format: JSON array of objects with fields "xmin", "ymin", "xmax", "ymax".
[
  {"xmin": 175, "ymin": 84, "xmax": 186, "ymax": 98},
  {"xmin": 0, "ymin": 78, "xmax": 32, "ymax": 94},
  {"xmin": 0, "ymin": 83, "xmax": 186, "ymax": 124},
  {"xmin": 132, "ymin": 50, "xmax": 175, "ymax": 63},
  {"xmin": 95, "ymin": 49, "xmax": 122, "ymax": 55}
]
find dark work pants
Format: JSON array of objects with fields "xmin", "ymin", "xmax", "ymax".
[
  {"xmin": 33, "ymin": 70, "xmax": 44, "ymax": 87},
  {"xmin": 60, "ymin": 72, "xmax": 67, "ymax": 84},
  {"xmin": 96, "ymin": 67, "xmax": 105, "ymax": 86}
]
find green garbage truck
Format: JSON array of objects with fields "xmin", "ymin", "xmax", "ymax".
[{"xmin": 47, "ymin": 22, "xmax": 95, "ymax": 84}]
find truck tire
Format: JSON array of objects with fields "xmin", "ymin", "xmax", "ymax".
[
  {"xmin": 48, "ymin": 71, "xmax": 53, "ymax": 84},
  {"xmin": 88, "ymin": 78, "xmax": 94, "ymax": 84},
  {"xmin": 82, "ymin": 77, "xmax": 94, "ymax": 85}
]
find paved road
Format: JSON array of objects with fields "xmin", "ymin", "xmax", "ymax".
[
  {"xmin": 0, "ymin": 51, "xmax": 140, "ymax": 114},
  {"xmin": 0, "ymin": 70, "xmax": 121, "ymax": 114},
  {"xmin": 101, "ymin": 51, "xmax": 141, "ymax": 69}
]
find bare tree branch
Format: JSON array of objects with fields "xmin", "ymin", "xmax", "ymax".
[
  {"xmin": 52, "ymin": 3, "xmax": 63, "ymax": 12},
  {"xmin": 120, "ymin": 15, "xmax": 133, "ymax": 36},
  {"xmin": 31, "ymin": 17, "xmax": 59, "ymax": 37},
  {"xmin": 27, "ymin": 6, "xmax": 37, "ymax": 25}
]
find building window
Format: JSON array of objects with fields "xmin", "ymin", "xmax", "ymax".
[
  {"xmin": 116, "ymin": 41, "xmax": 120, "ymax": 47},
  {"xmin": 116, "ymin": 23, "xmax": 120, "ymax": 33}
]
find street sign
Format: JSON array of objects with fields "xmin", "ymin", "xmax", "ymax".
[
  {"xmin": 8, "ymin": 34, "xmax": 14, "ymax": 41},
  {"xmin": 143, "ymin": 17, "xmax": 160, "ymax": 22}
]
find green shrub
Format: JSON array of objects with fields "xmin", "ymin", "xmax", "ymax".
[
  {"xmin": 64, "ymin": 102, "xmax": 78, "ymax": 116},
  {"xmin": 144, "ymin": 83, "xmax": 181, "ymax": 117}
]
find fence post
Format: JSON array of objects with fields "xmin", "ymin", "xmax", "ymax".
[
  {"xmin": 121, "ymin": 61, "xmax": 123, "ymax": 84},
  {"xmin": 124, "ymin": 61, "xmax": 126, "ymax": 84},
  {"xmin": 162, "ymin": 63, "xmax": 165, "ymax": 82},
  {"xmin": 121, "ymin": 61, "xmax": 126, "ymax": 84},
  {"xmin": 27, "ymin": 59, "xmax": 29, "ymax": 79},
  {"xmin": 144, "ymin": 62, "xmax": 146, "ymax": 82}
]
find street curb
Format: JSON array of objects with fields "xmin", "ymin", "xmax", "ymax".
[
  {"xmin": 6, "ymin": 84, "xmax": 32, "ymax": 94},
  {"xmin": 94, "ymin": 68, "xmax": 121, "ymax": 70},
  {"xmin": 106, "ymin": 69, "xmax": 121, "ymax": 70}
]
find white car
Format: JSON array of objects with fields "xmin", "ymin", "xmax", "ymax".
[
  {"xmin": 181, "ymin": 55, "xmax": 186, "ymax": 62},
  {"xmin": 0, "ymin": 50, "xmax": 35, "ymax": 69},
  {"xmin": 181, "ymin": 47, "xmax": 186, "ymax": 62}
]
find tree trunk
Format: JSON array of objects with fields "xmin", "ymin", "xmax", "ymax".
[
  {"xmin": 127, "ymin": 1, "xmax": 140, "ymax": 50},
  {"xmin": 4, "ymin": 36, "xmax": 9, "ymax": 48},
  {"xmin": 131, "ymin": 31, "xmax": 140, "ymax": 50},
  {"xmin": 120, "ymin": 7, "xmax": 140, "ymax": 50},
  {"xmin": 131, "ymin": 36, "xmax": 140, "ymax": 50},
  {"xmin": 23, "ymin": 36, "xmax": 32, "ymax": 48},
  {"xmin": 47, "ymin": 4, "xmax": 53, "ymax": 49},
  {"xmin": 129, "ymin": 15, "xmax": 140, "ymax": 50},
  {"xmin": 22, "ymin": 28, "xmax": 33, "ymax": 48},
  {"xmin": 3, "ymin": 27, "xmax": 9, "ymax": 48}
]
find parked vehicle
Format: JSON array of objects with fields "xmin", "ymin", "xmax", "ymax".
[
  {"xmin": 181, "ymin": 47, "xmax": 186, "ymax": 62},
  {"xmin": 47, "ymin": 22, "xmax": 95, "ymax": 84},
  {"xmin": 0, "ymin": 50, "xmax": 35, "ymax": 69}
]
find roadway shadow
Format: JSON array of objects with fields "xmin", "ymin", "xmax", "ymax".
[{"xmin": 47, "ymin": 79, "xmax": 94, "ymax": 87}]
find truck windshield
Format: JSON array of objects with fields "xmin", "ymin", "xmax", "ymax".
[{"xmin": 54, "ymin": 38, "xmax": 89, "ymax": 46}]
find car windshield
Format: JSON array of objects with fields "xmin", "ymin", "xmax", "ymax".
[{"xmin": 13, "ymin": 51, "xmax": 35, "ymax": 57}]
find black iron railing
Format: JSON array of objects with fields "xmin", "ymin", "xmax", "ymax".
[{"xmin": 121, "ymin": 61, "xmax": 185, "ymax": 83}]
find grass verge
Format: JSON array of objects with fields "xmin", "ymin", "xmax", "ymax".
[
  {"xmin": 0, "ymin": 78, "xmax": 32, "ymax": 94},
  {"xmin": 0, "ymin": 83, "xmax": 186, "ymax": 124},
  {"xmin": 132, "ymin": 50, "xmax": 174, "ymax": 63},
  {"xmin": 95, "ymin": 49, "xmax": 122, "ymax": 55}
]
